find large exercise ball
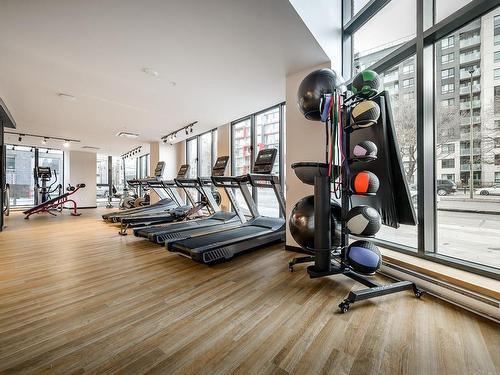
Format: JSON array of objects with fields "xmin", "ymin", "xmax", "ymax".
[
  {"xmin": 345, "ymin": 240, "xmax": 382, "ymax": 275},
  {"xmin": 289, "ymin": 195, "xmax": 342, "ymax": 250},
  {"xmin": 297, "ymin": 69, "xmax": 343, "ymax": 121},
  {"xmin": 353, "ymin": 141, "xmax": 378, "ymax": 159},
  {"xmin": 351, "ymin": 70, "xmax": 382, "ymax": 98},
  {"xmin": 346, "ymin": 205, "xmax": 381, "ymax": 236}
]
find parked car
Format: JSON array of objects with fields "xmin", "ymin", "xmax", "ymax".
[
  {"xmin": 436, "ymin": 179, "xmax": 457, "ymax": 196},
  {"xmin": 476, "ymin": 185, "xmax": 500, "ymax": 196}
]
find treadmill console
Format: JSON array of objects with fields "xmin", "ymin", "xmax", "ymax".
[
  {"xmin": 212, "ymin": 156, "xmax": 229, "ymax": 177},
  {"xmin": 253, "ymin": 149, "xmax": 277, "ymax": 174},
  {"xmin": 154, "ymin": 161, "xmax": 166, "ymax": 178},
  {"xmin": 177, "ymin": 164, "xmax": 190, "ymax": 178},
  {"xmin": 36, "ymin": 166, "xmax": 52, "ymax": 179}
]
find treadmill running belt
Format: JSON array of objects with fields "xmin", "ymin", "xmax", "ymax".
[
  {"xmin": 171, "ymin": 226, "xmax": 267, "ymax": 250},
  {"xmin": 135, "ymin": 218, "xmax": 220, "ymax": 237}
]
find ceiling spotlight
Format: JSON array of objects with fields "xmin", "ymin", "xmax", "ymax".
[
  {"xmin": 169, "ymin": 81, "xmax": 176, "ymax": 86},
  {"xmin": 30, "ymin": 147, "xmax": 33, "ymax": 152},
  {"xmin": 46, "ymin": 149, "xmax": 49, "ymax": 153},
  {"xmin": 142, "ymin": 67, "xmax": 159, "ymax": 77},
  {"xmin": 64, "ymin": 140, "xmax": 70, "ymax": 148},
  {"xmin": 190, "ymin": 127, "xmax": 193, "ymax": 133},
  {"xmin": 42, "ymin": 138, "xmax": 47, "ymax": 145},
  {"xmin": 185, "ymin": 128, "xmax": 189, "ymax": 135},
  {"xmin": 18, "ymin": 135, "xmax": 22, "ymax": 142},
  {"xmin": 12, "ymin": 145, "xmax": 16, "ymax": 151}
]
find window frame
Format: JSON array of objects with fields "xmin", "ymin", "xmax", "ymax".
[
  {"xmin": 185, "ymin": 128, "xmax": 218, "ymax": 178},
  {"xmin": 342, "ymin": 0, "xmax": 500, "ymax": 279},
  {"xmin": 230, "ymin": 102, "xmax": 285, "ymax": 213}
]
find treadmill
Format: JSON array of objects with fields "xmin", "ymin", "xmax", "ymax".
[
  {"xmin": 168, "ymin": 148, "xmax": 286, "ymax": 264},
  {"xmin": 117, "ymin": 164, "xmax": 200, "ymax": 235},
  {"xmin": 101, "ymin": 162, "xmax": 171, "ymax": 221},
  {"xmin": 133, "ymin": 156, "xmax": 245, "ymax": 244}
]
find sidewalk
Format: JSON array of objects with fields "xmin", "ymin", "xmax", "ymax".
[{"xmin": 438, "ymin": 196, "xmax": 500, "ymax": 215}]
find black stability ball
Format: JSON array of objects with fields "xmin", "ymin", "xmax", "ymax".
[
  {"xmin": 289, "ymin": 195, "xmax": 342, "ymax": 251},
  {"xmin": 297, "ymin": 69, "xmax": 343, "ymax": 121}
]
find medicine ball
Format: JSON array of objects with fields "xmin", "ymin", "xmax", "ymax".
[
  {"xmin": 353, "ymin": 141, "xmax": 377, "ymax": 159},
  {"xmin": 346, "ymin": 205, "xmax": 381, "ymax": 236},
  {"xmin": 345, "ymin": 240, "xmax": 382, "ymax": 275},
  {"xmin": 350, "ymin": 100, "xmax": 380, "ymax": 129},
  {"xmin": 352, "ymin": 170, "xmax": 379, "ymax": 194},
  {"xmin": 289, "ymin": 195, "xmax": 342, "ymax": 250},
  {"xmin": 351, "ymin": 70, "xmax": 382, "ymax": 98},
  {"xmin": 297, "ymin": 69, "xmax": 343, "ymax": 121}
]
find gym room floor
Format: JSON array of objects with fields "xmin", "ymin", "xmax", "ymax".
[{"xmin": 0, "ymin": 209, "xmax": 499, "ymax": 375}]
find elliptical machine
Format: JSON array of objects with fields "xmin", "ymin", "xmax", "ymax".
[
  {"xmin": 34, "ymin": 166, "xmax": 62, "ymax": 206},
  {"xmin": 288, "ymin": 68, "xmax": 423, "ymax": 313}
]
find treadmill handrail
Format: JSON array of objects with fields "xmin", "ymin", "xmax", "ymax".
[{"xmin": 211, "ymin": 175, "xmax": 247, "ymax": 188}]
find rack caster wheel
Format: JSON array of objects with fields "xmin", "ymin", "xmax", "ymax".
[
  {"xmin": 339, "ymin": 301, "xmax": 350, "ymax": 313},
  {"xmin": 414, "ymin": 289, "xmax": 424, "ymax": 299}
]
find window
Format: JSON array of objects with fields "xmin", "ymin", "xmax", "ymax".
[
  {"xmin": 351, "ymin": 0, "xmax": 416, "ymax": 75},
  {"xmin": 495, "ymin": 16, "xmax": 500, "ymax": 45},
  {"xmin": 441, "ymin": 83, "xmax": 454, "ymax": 94},
  {"xmin": 495, "ymin": 51, "xmax": 500, "ymax": 63},
  {"xmin": 402, "ymin": 63, "xmax": 414, "ymax": 75},
  {"xmin": 495, "ymin": 154, "xmax": 500, "ymax": 166},
  {"xmin": 441, "ymin": 174, "xmax": 455, "ymax": 181},
  {"xmin": 441, "ymin": 144, "xmax": 455, "ymax": 153},
  {"xmin": 403, "ymin": 78, "xmax": 414, "ymax": 88},
  {"xmin": 5, "ymin": 146, "xmax": 36, "ymax": 206},
  {"xmin": 231, "ymin": 104, "xmax": 284, "ymax": 217},
  {"xmin": 441, "ymin": 35, "xmax": 454, "ymax": 49},
  {"xmin": 441, "ymin": 159, "xmax": 455, "ymax": 168},
  {"xmin": 441, "ymin": 68, "xmax": 454, "ymax": 79},
  {"xmin": 375, "ymin": 57, "xmax": 418, "ymax": 249},
  {"xmin": 186, "ymin": 138, "xmax": 198, "ymax": 178},
  {"xmin": 403, "ymin": 92, "xmax": 415, "ymax": 101},
  {"xmin": 344, "ymin": 0, "xmax": 500, "ymax": 275},
  {"xmin": 435, "ymin": 0, "xmax": 472, "ymax": 23},
  {"xmin": 124, "ymin": 158, "xmax": 136, "ymax": 182},
  {"xmin": 96, "ymin": 155, "xmax": 109, "ymax": 201},
  {"xmin": 441, "ymin": 52, "xmax": 454, "ymax": 64},
  {"xmin": 441, "ymin": 98, "xmax": 455, "ymax": 107},
  {"xmin": 138, "ymin": 154, "xmax": 150, "ymax": 179}
]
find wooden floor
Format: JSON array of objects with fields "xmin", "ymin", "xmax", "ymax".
[{"xmin": 0, "ymin": 209, "xmax": 499, "ymax": 375}]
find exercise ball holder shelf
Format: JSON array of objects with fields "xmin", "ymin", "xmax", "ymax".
[{"xmin": 289, "ymin": 94, "xmax": 423, "ymax": 314}]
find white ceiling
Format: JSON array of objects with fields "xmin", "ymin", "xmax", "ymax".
[{"xmin": 0, "ymin": 0, "xmax": 329, "ymax": 155}]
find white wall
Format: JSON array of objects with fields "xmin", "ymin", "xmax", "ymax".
[
  {"xmin": 285, "ymin": 62, "xmax": 332, "ymax": 247},
  {"xmin": 64, "ymin": 150, "xmax": 97, "ymax": 208},
  {"xmin": 159, "ymin": 142, "xmax": 178, "ymax": 180}
]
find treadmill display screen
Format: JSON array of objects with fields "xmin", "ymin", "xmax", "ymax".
[{"xmin": 178, "ymin": 165, "xmax": 190, "ymax": 177}]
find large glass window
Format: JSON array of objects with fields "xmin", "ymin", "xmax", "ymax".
[
  {"xmin": 372, "ymin": 57, "xmax": 418, "ymax": 249},
  {"xmin": 199, "ymin": 132, "xmax": 213, "ymax": 177},
  {"xmin": 96, "ymin": 155, "xmax": 108, "ymax": 200},
  {"xmin": 352, "ymin": 0, "xmax": 416, "ymax": 74},
  {"xmin": 231, "ymin": 104, "xmax": 284, "ymax": 218},
  {"xmin": 435, "ymin": 16, "xmax": 500, "ymax": 270},
  {"xmin": 5, "ymin": 146, "xmax": 35, "ymax": 206},
  {"xmin": 186, "ymin": 138, "xmax": 198, "ymax": 178},
  {"xmin": 124, "ymin": 158, "xmax": 137, "ymax": 182},
  {"xmin": 343, "ymin": 0, "xmax": 500, "ymax": 275},
  {"xmin": 38, "ymin": 149, "xmax": 63, "ymax": 188},
  {"xmin": 138, "ymin": 154, "xmax": 150, "ymax": 179}
]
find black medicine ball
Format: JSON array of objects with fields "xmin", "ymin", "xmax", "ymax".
[
  {"xmin": 346, "ymin": 205, "xmax": 381, "ymax": 236},
  {"xmin": 350, "ymin": 100, "xmax": 380, "ymax": 129},
  {"xmin": 345, "ymin": 240, "xmax": 382, "ymax": 275},
  {"xmin": 353, "ymin": 141, "xmax": 378, "ymax": 159},
  {"xmin": 297, "ymin": 69, "xmax": 343, "ymax": 121},
  {"xmin": 351, "ymin": 70, "xmax": 382, "ymax": 98}
]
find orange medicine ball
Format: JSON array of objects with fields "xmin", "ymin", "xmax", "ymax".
[{"xmin": 352, "ymin": 171, "xmax": 379, "ymax": 194}]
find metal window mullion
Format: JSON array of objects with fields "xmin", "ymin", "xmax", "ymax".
[
  {"xmin": 251, "ymin": 114, "xmax": 257, "ymax": 204},
  {"xmin": 343, "ymin": 0, "xmax": 391, "ymax": 35}
]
